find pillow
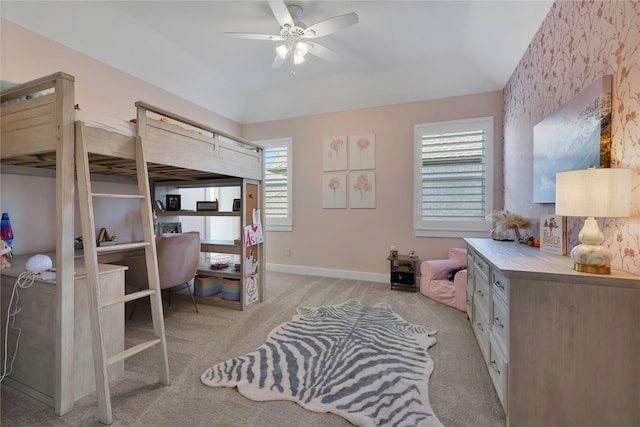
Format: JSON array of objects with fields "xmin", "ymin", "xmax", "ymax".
[{"xmin": 447, "ymin": 266, "xmax": 466, "ymax": 281}]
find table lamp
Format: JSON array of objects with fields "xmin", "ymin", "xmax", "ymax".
[{"xmin": 555, "ymin": 167, "xmax": 631, "ymax": 274}]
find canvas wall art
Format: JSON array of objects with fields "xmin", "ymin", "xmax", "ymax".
[
  {"xmin": 348, "ymin": 133, "xmax": 376, "ymax": 170},
  {"xmin": 532, "ymin": 75, "xmax": 612, "ymax": 203},
  {"xmin": 322, "ymin": 136, "xmax": 347, "ymax": 171},
  {"xmin": 349, "ymin": 172, "xmax": 376, "ymax": 209},
  {"xmin": 322, "ymin": 174, "xmax": 347, "ymax": 208}
]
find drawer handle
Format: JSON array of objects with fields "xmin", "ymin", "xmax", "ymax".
[
  {"xmin": 494, "ymin": 317, "xmax": 504, "ymax": 328},
  {"xmin": 490, "ymin": 360, "xmax": 501, "ymax": 375},
  {"xmin": 476, "ymin": 322, "xmax": 484, "ymax": 331},
  {"xmin": 476, "ymin": 289, "xmax": 484, "ymax": 297},
  {"xmin": 494, "ymin": 280, "xmax": 505, "ymax": 290}
]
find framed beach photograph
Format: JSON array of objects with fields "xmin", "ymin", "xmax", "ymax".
[
  {"xmin": 157, "ymin": 222, "xmax": 182, "ymax": 236},
  {"xmin": 165, "ymin": 194, "xmax": 181, "ymax": 211}
]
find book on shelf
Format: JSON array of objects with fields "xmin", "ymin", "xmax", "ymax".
[{"xmin": 539, "ymin": 215, "xmax": 568, "ymax": 255}]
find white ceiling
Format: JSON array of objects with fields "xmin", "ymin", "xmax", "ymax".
[{"xmin": 1, "ymin": 0, "xmax": 553, "ymax": 124}]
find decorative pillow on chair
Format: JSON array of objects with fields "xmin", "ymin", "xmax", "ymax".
[{"xmin": 447, "ymin": 266, "xmax": 466, "ymax": 282}]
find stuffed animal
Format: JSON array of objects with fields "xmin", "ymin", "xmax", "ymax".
[{"xmin": 0, "ymin": 238, "xmax": 12, "ymax": 268}]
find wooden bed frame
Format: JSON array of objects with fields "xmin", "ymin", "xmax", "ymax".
[{"xmin": 0, "ymin": 71, "xmax": 264, "ymax": 416}]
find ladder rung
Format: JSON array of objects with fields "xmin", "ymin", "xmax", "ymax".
[
  {"xmin": 96, "ymin": 242, "xmax": 150, "ymax": 253},
  {"xmin": 91, "ymin": 192, "xmax": 146, "ymax": 199},
  {"xmin": 102, "ymin": 289, "xmax": 156, "ymax": 308},
  {"xmin": 107, "ymin": 338, "xmax": 162, "ymax": 366}
]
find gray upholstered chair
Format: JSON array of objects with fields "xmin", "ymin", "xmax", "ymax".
[{"xmin": 121, "ymin": 231, "xmax": 201, "ymax": 318}]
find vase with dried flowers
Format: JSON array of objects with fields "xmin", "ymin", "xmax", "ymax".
[{"xmin": 487, "ymin": 210, "xmax": 532, "ymax": 241}]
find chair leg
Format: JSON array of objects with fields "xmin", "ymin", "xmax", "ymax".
[{"xmin": 186, "ymin": 282, "xmax": 199, "ymax": 313}]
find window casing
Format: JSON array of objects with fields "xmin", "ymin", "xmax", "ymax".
[
  {"xmin": 261, "ymin": 137, "xmax": 292, "ymax": 231},
  {"xmin": 414, "ymin": 117, "xmax": 494, "ymax": 238}
]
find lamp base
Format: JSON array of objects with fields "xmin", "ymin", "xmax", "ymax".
[
  {"xmin": 573, "ymin": 263, "xmax": 610, "ymax": 274},
  {"xmin": 570, "ymin": 243, "xmax": 612, "ymax": 275}
]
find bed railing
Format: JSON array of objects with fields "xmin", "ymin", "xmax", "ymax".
[
  {"xmin": 1, "ymin": 72, "xmax": 75, "ymax": 159},
  {"xmin": 135, "ymin": 101, "xmax": 263, "ymax": 181}
]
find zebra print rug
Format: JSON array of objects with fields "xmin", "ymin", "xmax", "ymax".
[{"xmin": 201, "ymin": 299, "xmax": 442, "ymax": 426}]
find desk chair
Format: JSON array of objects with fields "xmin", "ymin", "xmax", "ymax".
[{"xmin": 121, "ymin": 231, "xmax": 200, "ymax": 318}]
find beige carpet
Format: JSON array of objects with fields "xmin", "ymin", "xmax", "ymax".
[{"xmin": 1, "ymin": 272, "xmax": 506, "ymax": 426}]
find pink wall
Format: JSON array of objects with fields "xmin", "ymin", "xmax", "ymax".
[
  {"xmin": 503, "ymin": 1, "xmax": 640, "ymax": 274},
  {"xmin": 243, "ymin": 93, "xmax": 504, "ymax": 275},
  {"xmin": 0, "ymin": 20, "xmax": 240, "ymax": 255}
]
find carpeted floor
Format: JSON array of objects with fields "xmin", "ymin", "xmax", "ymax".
[{"xmin": 1, "ymin": 272, "xmax": 506, "ymax": 426}]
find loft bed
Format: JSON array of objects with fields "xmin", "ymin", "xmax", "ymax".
[{"xmin": 0, "ymin": 72, "xmax": 264, "ymax": 416}]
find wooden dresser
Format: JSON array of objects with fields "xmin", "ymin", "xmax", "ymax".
[
  {"xmin": 0, "ymin": 253, "xmax": 126, "ymax": 407},
  {"xmin": 465, "ymin": 238, "xmax": 640, "ymax": 427}
]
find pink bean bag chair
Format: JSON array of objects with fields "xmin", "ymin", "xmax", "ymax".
[{"xmin": 419, "ymin": 248, "xmax": 467, "ymax": 312}]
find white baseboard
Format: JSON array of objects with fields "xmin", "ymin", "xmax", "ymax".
[{"xmin": 266, "ymin": 263, "xmax": 388, "ymax": 283}]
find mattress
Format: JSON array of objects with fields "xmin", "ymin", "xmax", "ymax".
[{"xmin": 75, "ymin": 110, "xmax": 136, "ymax": 136}]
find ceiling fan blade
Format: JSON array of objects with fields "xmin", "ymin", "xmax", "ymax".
[
  {"xmin": 305, "ymin": 12, "xmax": 359, "ymax": 38},
  {"xmin": 224, "ymin": 32, "xmax": 284, "ymax": 41},
  {"xmin": 268, "ymin": 0, "xmax": 294, "ymax": 29},
  {"xmin": 308, "ymin": 42, "xmax": 341, "ymax": 63}
]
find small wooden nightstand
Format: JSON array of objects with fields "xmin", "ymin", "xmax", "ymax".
[{"xmin": 387, "ymin": 254, "xmax": 420, "ymax": 291}]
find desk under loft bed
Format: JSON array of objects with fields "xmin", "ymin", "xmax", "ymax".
[{"xmin": 0, "ymin": 72, "xmax": 265, "ymax": 416}]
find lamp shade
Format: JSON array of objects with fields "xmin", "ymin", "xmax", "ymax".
[{"xmin": 555, "ymin": 168, "xmax": 631, "ymax": 218}]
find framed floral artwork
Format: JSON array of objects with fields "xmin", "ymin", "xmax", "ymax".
[
  {"xmin": 322, "ymin": 136, "xmax": 347, "ymax": 171},
  {"xmin": 348, "ymin": 133, "xmax": 375, "ymax": 170},
  {"xmin": 322, "ymin": 174, "xmax": 347, "ymax": 208},
  {"xmin": 349, "ymin": 172, "xmax": 376, "ymax": 209}
]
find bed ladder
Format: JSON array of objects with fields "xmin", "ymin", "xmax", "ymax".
[{"xmin": 75, "ymin": 128, "xmax": 170, "ymax": 425}]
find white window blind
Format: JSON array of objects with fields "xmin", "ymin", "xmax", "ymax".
[
  {"xmin": 262, "ymin": 138, "xmax": 292, "ymax": 231},
  {"xmin": 420, "ymin": 129, "xmax": 485, "ymax": 220},
  {"xmin": 414, "ymin": 117, "xmax": 493, "ymax": 238}
]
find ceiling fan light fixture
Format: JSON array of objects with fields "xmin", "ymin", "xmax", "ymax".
[
  {"xmin": 293, "ymin": 54, "xmax": 306, "ymax": 65},
  {"xmin": 295, "ymin": 41, "xmax": 309, "ymax": 56},
  {"xmin": 275, "ymin": 44, "xmax": 290, "ymax": 59}
]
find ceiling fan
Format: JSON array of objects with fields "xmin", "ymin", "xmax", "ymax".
[{"xmin": 225, "ymin": 0, "xmax": 359, "ymax": 68}]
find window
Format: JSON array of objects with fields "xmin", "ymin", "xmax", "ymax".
[
  {"xmin": 414, "ymin": 117, "xmax": 494, "ymax": 238},
  {"xmin": 261, "ymin": 137, "xmax": 292, "ymax": 231}
]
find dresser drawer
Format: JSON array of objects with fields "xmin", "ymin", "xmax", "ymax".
[
  {"xmin": 491, "ymin": 268, "xmax": 509, "ymax": 303},
  {"xmin": 491, "ymin": 294, "xmax": 509, "ymax": 355},
  {"xmin": 466, "ymin": 283, "xmax": 474, "ymax": 321},
  {"xmin": 473, "ymin": 254, "xmax": 490, "ymax": 282},
  {"xmin": 474, "ymin": 273, "xmax": 492, "ymax": 316},
  {"xmin": 489, "ymin": 333, "xmax": 508, "ymax": 410},
  {"xmin": 473, "ymin": 300, "xmax": 491, "ymax": 362}
]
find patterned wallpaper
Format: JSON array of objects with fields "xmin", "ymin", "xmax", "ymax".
[{"xmin": 503, "ymin": 0, "xmax": 640, "ymax": 274}]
